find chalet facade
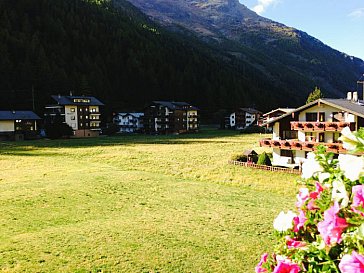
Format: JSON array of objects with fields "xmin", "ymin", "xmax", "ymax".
[
  {"xmin": 0, "ymin": 111, "xmax": 41, "ymax": 140},
  {"xmin": 113, "ymin": 112, "xmax": 144, "ymax": 133},
  {"xmin": 44, "ymin": 95, "xmax": 104, "ymax": 137},
  {"xmin": 225, "ymin": 108, "xmax": 262, "ymax": 129},
  {"xmin": 143, "ymin": 101, "xmax": 199, "ymax": 134},
  {"xmin": 260, "ymin": 93, "xmax": 364, "ymax": 167},
  {"xmin": 260, "ymin": 108, "xmax": 295, "ymax": 125}
]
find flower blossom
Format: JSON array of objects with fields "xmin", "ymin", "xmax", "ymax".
[
  {"xmin": 338, "ymin": 251, "xmax": 364, "ymax": 273},
  {"xmin": 273, "ymin": 211, "xmax": 297, "ymax": 232},
  {"xmin": 296, "ymin": 188, "xmax": 309, "ymax": 208},
  {"xmin": 255, "ymin": 253, "xmax": 268, "ymax": 273},
  {"xmin": 301, "ymin": 152, "xmax": 323, "ymax": 179},
  {"xmin": 331, "ymin": 179, "xmax": 349, "ymax": 208},
  {"xmin": 293, "ymin": 210, "xmax": 307, "ymax": 232},
  {"xmin": 272, "ymin": 258, "xmax": 301, "ymax": 273},
  {"xmin": 352, "ymin": 185, "xmax": 364, "ymax": 216},
  {"xmin": 338, "ymin": 154, "xmax": 364, "ymax": 181},
  {"xmin": 317, "ymin": 202, "xmax": 348, "ymax": 245},
  {"xmin": 339, "ymin": 127, "xmax": 363, "ymax": 151},
  {"xmin": 285, "ymin": 236, "xmax": 307, "ymax": 249}
]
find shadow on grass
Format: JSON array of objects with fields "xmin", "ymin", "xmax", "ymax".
[{"xmin": 0, "ymin": 128, "xmax": 263, "ymax": 156}]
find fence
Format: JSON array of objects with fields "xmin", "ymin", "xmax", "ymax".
[{"xmin": 228, "ymin": 160, "xmax": 301, "ymax": 175}]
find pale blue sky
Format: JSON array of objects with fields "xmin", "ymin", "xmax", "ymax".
[{"xmin": 240, "ymin": 0, "xmax": 364, "ymax": 60}]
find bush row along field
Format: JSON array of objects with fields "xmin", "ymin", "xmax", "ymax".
[{"xmin": 0, "ymin": 128, "xmax": 298, "ymax": 272}]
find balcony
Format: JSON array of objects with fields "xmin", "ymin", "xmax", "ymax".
[
  {"xmin": 259, "ymin": 138, "xmax": 349, "ymax": 154},
  {"xmin": 290, "ymin": 121, "xmax": 354, "ymax": 132}
]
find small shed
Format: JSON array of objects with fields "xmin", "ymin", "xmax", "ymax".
[{"xmin": 243, "ymin": 149, "xmax": 258, "ymax": 162}]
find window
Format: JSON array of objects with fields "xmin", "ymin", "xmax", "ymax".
[
  {"xmin": 73, "ymin": 98, "xmax": 90, "ymax": 103},
  {"xmin": 281, "ymin": 149, "xmax": 293, "ymax": 157},
  {"xmin": 282, "ymin": 130, "xmax": 298, "ymax": 139},
  {"xmin": 319, "ymin": 133, "xmax": 325, "ymax": 142},
  {"xmin": 333, "ymin": 132, "xmax": 340, "ymax": 142},
  {"xmin": 306, "ymin": 112, "xmax": 317, "ymax": 121},
  {"xmin": 305, "ymin": 132, "xmax": 315, "ymax": 142}
]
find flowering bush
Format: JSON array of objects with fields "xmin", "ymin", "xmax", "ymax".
[{"xmin": 256, "ymin": 127, "xmax": 364, "ymax": 273}]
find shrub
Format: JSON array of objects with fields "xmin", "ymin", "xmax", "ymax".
[
  {"xmin": 231, "ymin": 154, "xmax": 248, "ymax": 162},
  {"xmin": 240, "ymin": 125, "xmax": 267, "ymax": 134},
  {"xmin": 257, "ymin": 152, "xmax": 272, "ymax": 166}
]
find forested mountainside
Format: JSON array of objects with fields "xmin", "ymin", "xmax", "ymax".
[
  {"xmin": 1, "ymin": 0, "xmax": 363, "ymax": 120},
  {"xmin": 126, "ymin": 0, "xmax": 364, "ymax": 97}
]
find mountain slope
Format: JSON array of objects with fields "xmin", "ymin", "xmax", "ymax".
[
  {"xmin": 0, "ymin": 0, "xmax": 313, "ymax": 117},
  {"xmin": 126, "ymin": 0, "xmax": 364, "ymax": 98}
]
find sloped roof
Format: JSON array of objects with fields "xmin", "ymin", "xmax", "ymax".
[
  {"xmin": 263, "ymin": 98, "xmax": 364, "ymax": 126},
  {"xmin": 0, "ymin": 111, "xmax": 41, "ymax": 120},
  {"xmin": 118, "ymin": 112, "xmax": 144, "ymax": 118},
  {"xmin": 263, "ymin": 108, "xmax": 295, "ymax": 117},
  {"xmin": 51, "ymin": 95, "xmax": 104, "ymax": 106},
  {"xmin": 152, "ymin": 101, "xmax": 199, "ymax": 110},
  {"xmin": 243, "ymin": 149, "xmax": 258, "ymax": 156},
  {"xmin": 239, "ymin": 108, "xmax": 262, "ymax": 114}
]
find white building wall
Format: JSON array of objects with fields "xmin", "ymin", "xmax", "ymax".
[
  {"xmin": 230, "ymin": 113, "xmax": 235, "ymax": 127},
  {"xmin": 65, "ymin": 105, "xmax": 78, "ymax": 130},
  {"xmin": 0, "ymin": 121, "xmax": 14, "ymax": 132},
  {"xmin": 272, "ymin": 123, "xmax": 280, "ymax": 140},
  {"xmin": 299, "ymin": 104, "xmax": 341, "ymax": 122}
]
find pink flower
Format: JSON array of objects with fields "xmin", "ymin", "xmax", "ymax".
[
  {"xmin": 273, "ymin": 259, "xmax": 301, "ymax": 273},
  {"xmin": 293, "ymin": 210, "xmax": 307, "ymax": 232},
  {"xmin": 339, "ymin": 251, "xmax": 364, "ymax": 273},
  {"xmin": 317, "ymin": 202, "xmax": 348, "ymax": 245},
  {"xmin": 255, "ymin": 253, "xmax": 268, "ymax": 273},
  {"xmin": 296, "ymin": 187, "xmax": 309, "ymax": 208},
  {"xmin": 352, "ymin": 185, "xmax": 364, "ymax": 216},
  {"xmin": 309, "ymin": 181, "xmax": 324, "ymax": 200},
  {"xmin": 285, "ymin": 236, "xmax": 307, "ymax": 249}
]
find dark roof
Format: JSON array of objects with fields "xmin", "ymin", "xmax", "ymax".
[
  {"xmin": 323, "ymin": 99, "xmax": 364, "ymax": 117},
  {"xmin": 239, "ymin": 108, "xmax": 262, "ymax": 114},
  {"xmin": 0, "ymin": 111, "xmax": 41, "ymax": 120},
  {"xmin": 51, "ymin": 95, "xmax": 104, "ymax": 106},
  {"xmin": 152, "ymin": 101, "xmax": 199, "ymax": 110},
  {"xmin": 263, "ymin": 98, "xmax": 364, "ymax": 126},
  {"xmin": 243, "ymin": 149, "xmax": 258, "ymax": 156}
]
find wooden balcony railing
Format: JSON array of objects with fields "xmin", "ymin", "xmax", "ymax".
[
  {"xmin": 290, "ymin": 122, "xmax": 354, "ymax": 131},
  {"xmin": 259, "ymin": 138, "xmax": 348, "ymax": 153}
]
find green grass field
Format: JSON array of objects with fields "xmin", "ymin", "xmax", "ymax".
[{"xmin": 0, "ymin": 129, "xmax": 298, "ymax": 272}]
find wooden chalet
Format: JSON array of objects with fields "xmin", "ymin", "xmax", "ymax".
[{"xmin": 260, "ymin": 92, "xmax": 364, "ymax": 167}]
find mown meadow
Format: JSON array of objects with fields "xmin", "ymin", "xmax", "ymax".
[{"xmin": 0, "ymin": 128, "xmax": 299, "ymax": 272}]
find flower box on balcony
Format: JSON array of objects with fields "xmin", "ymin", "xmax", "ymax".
[
  {"xmin": 338, "ymin": 122, "xmax": 350, "ymax": 130},
  {"xmin": 272, "ymin": 141, "xmax": 281, "ymax": 147},
  {"xmin": 304, "ymin": 122, "xmax": 314, "ymax": 130},
  {"xmin": 298, "ymin": 123, "xmax": 304, "ymax": 128},
  {"xmin": 283, "ymin": 141, "xmax": 291, "ymax": 148},
  {"xmin": 314, "ymin": 122, "xmax": 325, "ymax": 131},
  {"xmin": 300, "ymin": 142, "xmax": 315, "ymax": 151},
  {"xmin": 263, "ymin": 139, "xmax": 271, "ymax": 146},
  {"xmin": 291, "ymin": 122, "xmax": 298, "ymax": 130},
  {"xmin": 326, "ymin": 123, "xmax": 338, "ymax": 131},
  {"xmin": 291, "ymin": 141, "xmax": 302, "ymax": 150},
  {"xmin": 327, "ymin": 143, "xmax": 339, "ymax": 153}
]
